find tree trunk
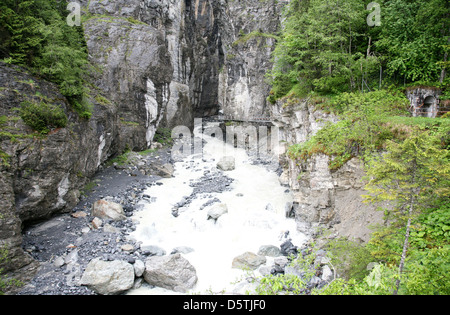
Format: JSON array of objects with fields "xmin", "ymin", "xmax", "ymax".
[
  {"xmin": 394, "ymin": 153, "xmax": 417, "ymax": 295},
  {"xmin": 393, "ymin": 214, "xmax": 412, "ymax": 295},
  {"xmin": 379, "ymin": 65, "xmax": 383, "ymax": 89},
  {"xmin": 367, "ymin": 36, "xmax": 372, "ymax": 58},
  {"xmin": 440, "ymin": 50, "xmax": 448, "ymax": 84}
]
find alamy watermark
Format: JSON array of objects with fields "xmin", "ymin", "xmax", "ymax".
[
  {"xmin": 367, "ymin": 2, "xmax": 381, "ymax": 27},
  {"xmin": 67, "ymin": 2, "xmax": 81, "ymax": 27},
  {"xmin": 66, "ymin": 1, "xmax": 381, "ymax": 27},
  {"xmin": 170, "ymin": 118, "xmax": 282, "ymax": 161}
]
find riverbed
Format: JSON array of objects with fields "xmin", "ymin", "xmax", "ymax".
[
  {"xmin": 19, "ymin": 122, "xmax": 307, "ymax": 295},
  {"xmin": 128, "ymin": 123, "xmax": 307, "ymax": 294}
]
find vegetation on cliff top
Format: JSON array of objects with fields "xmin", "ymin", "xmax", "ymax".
[
  {"xmin": 0, "ymin": 0, "xmax": 91, "ymax": 118},
  {"xmin": 268, "ymin": 0, "xmax": 449, "ymax": 99},
  {"xmin": 265, "ymin": 0, "xmax": 450, "ymax": 295}
]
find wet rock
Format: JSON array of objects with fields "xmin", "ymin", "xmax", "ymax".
[
  {"xmin": 80, "ymin": 258, "xmax": 135, "ymax": 295},
  {"xmin": 284, "ymin": 264, "xmax": 304, "ymax": 278},
  {"xmin": 257, "ymin": 245, "xmax": 281, "ymax": 257},
  {"xmin": 71, "ymin": 211, "xmax": 88, "ymax": 218},
  {"xmin": 53, "ymin": 256, "xmax": 66, "ymax": 268},
  {"xmin": 217, "ymin": 156, "xmax": 236, "ymax": 171},
  {"xmin": 171, "ymin": 246, "xmax": 195, "ymax": 255},
  {"xmin": 92, "ymin": 200, "xmax": 126, "ymax": 221},
  {"xmin": 140, "ymin": 245, "xmax": 166, "ymax": 257},
  {"xmin": 207, "ymin": 203, "xmax": 228, "ymax": 221},
  {"xmin": 321, "ymin": 265, "xmax": 334, "ymax": 283},
  {"xmin": 149, "ymin": 163, "xmax": 174, "ymax": 178},
  {"xmin": 280, "ymin": 240, "xmax": 298, "ymax": 257},
  {"xmin": 307, "ymin": 276, "xmax": 322, "ymax": 290},
  {"xmin": 121, "ymin": 244, "xmax": 134, "ymax": 252},
  {"xmin": 271, "ymin": 256, "xmax": 290, "ymax": 275},
  {"xmin": 143, "ymin": 254, "xmax": 198, "ymax": 293},
  {"xmin": 133, "ymin": 260, "xmax": 145, "ymax": 278},
  {"xmin": 92, "ymin": 217, "xmax": 103, "ymax": 230},
  {"xmin": 232, "ymin": 252, "xmax": 267, "ymax": 270}
]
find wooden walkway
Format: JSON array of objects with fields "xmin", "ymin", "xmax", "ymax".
[{"xmin": 207, "ymin": 115, "xmax": 273, "ymax": 124}]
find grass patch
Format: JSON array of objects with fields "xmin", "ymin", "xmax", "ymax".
[
  {"xmin": 80, "ymin": 180, "xmax": 100, "ymax": 196},
  {"xmin": 138, "ymin": 148, "xmax": 157, "ymax": 156},
  {"xmin": 153, "ymin": 128, "xmax": 174, "ymax": 147},
  {"xmin": 107, "ymin": 150, "xmax": 131, "ymax": 166},
  {"xmin": 95, "ymin": 94, "xmax": 112, "ymax": 106}
]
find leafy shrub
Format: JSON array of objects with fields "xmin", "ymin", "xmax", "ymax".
[
  {"xmin": 69, "ymin": 97, "xmax": 92, "ymax": 120},
  {"xmin": 19, "ymin": 100, "xmax": 68, "ymax": 134},
  {"xmin": 323, "ymin": 237, "xmax": 373, "ymax": 281}
]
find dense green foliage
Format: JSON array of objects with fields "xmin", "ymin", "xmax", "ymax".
[
  {"xmin": 378, "ymin": 0, "xmax": 448, "ymax": 83},
  {"xmin": 19, "ymin": 100, "xmax": 68, "ymax": 134},
  {"xmin": 364, "ymin": 132, "xmax": 449, "ymax": 294},
  {"xmin": 0, "ymin": 0, "xmax": 90, "ymax": 116},
  {"xmin": 281, "ymin": 93, "xmax": 450, "ymax": 294},
  {"xmin": 268, "ymin": 0, "xmax": 449, "ymax": 100},
  {"xmin": 267, "ymin": 0, "xmax": 450, "ymax": 295},
  {"xmin": 287, "ymin": 90, "xmax": 412, "ymax": 169}
]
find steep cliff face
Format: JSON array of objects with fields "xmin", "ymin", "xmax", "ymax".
[
  {"xmin": 0, "ymin": 1, "xmax": 386, "ymax": 290},
  {"xmin": 219, "ymin": 0, "xmax": 283, "ymax": 119},
  {"xmin": 0, "ymin": 63, "xmax": 120, "ymax": 283},
  {"xmin": 0, "ymin": 0, "xmax": 283, "ymax": 284},
  {"xmin": 272, "ymin": 100, "xmax": 385, "ymax": 243}
]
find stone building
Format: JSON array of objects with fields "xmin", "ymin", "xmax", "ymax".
[{"xmin": 406, "ymin": 87, "xmax": 442, "ymax": 118}]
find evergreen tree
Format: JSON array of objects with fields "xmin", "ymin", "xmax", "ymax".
[
  {"xmin": 376, "ymin": 0, "xmax": 449, "ymax": 83},
  {"xmin": 0, "ymin": 0, "xmax": 44, "ymax": 65},
  {"xmin": 364, "ymin": 132, "xmax": 450, "ymax": 294},
  {"xmin": 0, "ymin": 0, "xmax": 88, "ymax": 101},
  {"xmin": 269, "ymin": 0, "xmax": 449, "ymax": 100}
]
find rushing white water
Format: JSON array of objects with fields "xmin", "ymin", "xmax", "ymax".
[{"xmin": 128, "ymin": 123, "xmax": 307, "ymax": 294}]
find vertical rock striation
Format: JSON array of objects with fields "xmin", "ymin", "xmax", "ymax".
[
  {"xmin": 0, "ymin": 0, "xmax": 285, "ymax": 287},
  {"xmin": 271, "ymin": 99, "xmax": 385, "ymax": 243},
  {"xmin": 219, "ymin": 0, "xmax": 284, "ymax": 120}
]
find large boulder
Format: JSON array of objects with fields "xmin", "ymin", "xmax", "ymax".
[
  {"xmin": 143, "ymin": 254, "xmax": 198, "ymax": 293},
  {"xmin": 80, "ymin": 258, "xmax": 135, "ymax": 295},
  {"xmin": 92, "ymin": 200, "xmax": 126, "ymax": 221},
  {"xmin": 217, "ymin": 156, "xmax": 235, "ymax": 171},
  {"xmin": 207, "ymin": 203, "xmax": 228, "ymax": 221},
  {"xmin": 149, "ymin": 162, "xmax": 174, "ymax": 178},
  {"xmin": 232, "ymin": 252, "xmax": 266, "ymax": 270},
  {"xmin": 257, "ymin": 245, "xmax": 281, "ymax": 257}
]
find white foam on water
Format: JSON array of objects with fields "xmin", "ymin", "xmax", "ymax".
[{"xmin": 128, "ymin": 123, "xmax": 307, "ymax": 294}]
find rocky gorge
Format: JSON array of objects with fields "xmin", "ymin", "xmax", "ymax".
[{"xmin": 1, "ymin": 0, "xmax": 384, "ymax": 295}]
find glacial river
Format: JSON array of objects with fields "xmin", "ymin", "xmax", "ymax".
[{"xmin": 128, "ymin": 123, "xmax": 307, "ymax": 294}]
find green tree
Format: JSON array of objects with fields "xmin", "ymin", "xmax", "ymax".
[
  {"xmin": 268, "ymin": 0, "xmax": 381, "ymax": 97},
  {"xmin": 376, "ymin": 0, "xmax": 449, "ymax": 83},
  {"xmin": 364, "ymin": 132, "xmax": 450, "ymax": 294},
  {"xmin": 0, "ymin": 0, "xmax": 44, "ymax": 65},
  {"xmin": 0, "ymin": 0, "xmax": 89, "ymax": 103},
  {"xmin": 268, "ymin": 0, "xmax": 449, "ymax": 101}
]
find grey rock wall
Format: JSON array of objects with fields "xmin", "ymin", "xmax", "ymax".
[
  {"xmin": 219, "ymin": 0, "xmax": 284, "ymax": 120},
  {"xmin": 0, "ymin": 63, "xmax": 120, "ymax": 285},
  {"xmin": 0, "ymin": 0, "xmax": 284, "ymax": 287},
  {"xmin": 271, "ymin": 99, "xmax": 385, "ymax": 243}
]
